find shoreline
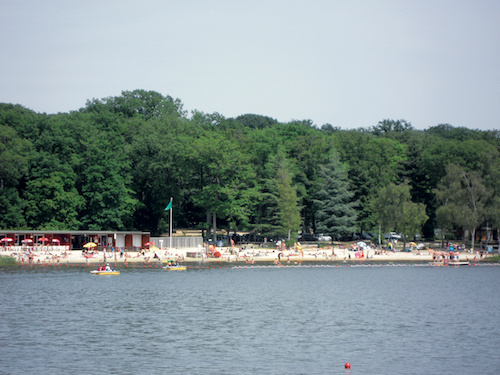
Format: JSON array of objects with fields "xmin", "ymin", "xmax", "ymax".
[{"xmin": 3, "ymin": 246, "xmax": 495, "ymax": 266}]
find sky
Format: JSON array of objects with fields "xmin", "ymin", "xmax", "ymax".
[{"xmin": 1, "ymin": 0, "xmax": 499, "ymax": 130}]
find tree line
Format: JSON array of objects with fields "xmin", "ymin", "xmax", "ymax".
[{"xmin": 1, "ymin": 90, "xmax": 499, "ymax": 248}]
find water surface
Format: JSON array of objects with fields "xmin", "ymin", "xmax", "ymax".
[{"xmin": 0, "ymin": 265, "xmax": 499, "ymax": 374}]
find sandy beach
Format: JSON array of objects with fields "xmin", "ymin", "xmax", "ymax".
[{"xmin": 3, "ymin": 244, "xmax": 490, "ymax": 266}]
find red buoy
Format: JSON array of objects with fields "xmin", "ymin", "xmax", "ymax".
[{"xmin": 345, "ymin": 362, "xmax": 351, "ymax": 369}]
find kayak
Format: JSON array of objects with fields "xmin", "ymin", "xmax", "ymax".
[
  {"xmin": 90, "ymin": 270, "xmax": 120, "ymax": 275},
  {"xmin": 163, "ymin": 265, "xmax": 187, "ymax": 271}
]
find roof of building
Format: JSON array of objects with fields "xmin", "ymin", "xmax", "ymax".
[{"xmin": 0, "ymin": 230, "xmax": 149, "ymax": 235}]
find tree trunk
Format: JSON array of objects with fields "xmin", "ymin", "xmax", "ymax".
[
  {"xmin": 212, "ymin": 212, "xmax": 217, "ymax": 244},
  {"xmin": 206, "ymin": 212, "xmax": 211, "ymax": 238},
  {"xmin": 485, "ymin": 222, "xmax": 491, "ymax": 246},
  {"xmin": 378, "ymin": 223, "xmax": 382, "ymax": 249}
]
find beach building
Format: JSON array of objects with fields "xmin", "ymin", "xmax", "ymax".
[{"xmin": 0, "ymin": 230, "xmax": 150, "ymax": 251}]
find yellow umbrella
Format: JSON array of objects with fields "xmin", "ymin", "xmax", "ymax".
[{"xmin": 83, "ymin": 242, "xmax": 97, "ymax": 248}]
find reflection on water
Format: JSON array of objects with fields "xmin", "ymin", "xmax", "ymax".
[{"xmin": 0, "ymin": 265, "xmax": 499, "ymax": 374}]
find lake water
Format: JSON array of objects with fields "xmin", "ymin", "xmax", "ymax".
[{"xmin": 0, "ymin": 263, "xmax": 499, "ymax": 374}]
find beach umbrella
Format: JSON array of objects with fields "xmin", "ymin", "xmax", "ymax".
[
  {"xmin": 1, "ymin": 237, "xmax": 14, "ymax": 243},
  {"xmin": 22, "ymin": 239, "xmax": 33, "ymax": 244},
  {"xmin": 357, "ymin": 241, "xmax": 367, "ymax": 249},
  {"xmin": 83, "ymin": 242, "xmax": 97, "ymax": 248},
  {"xmin": 38, "ymin": 237, "xmax": 49, "ymax": 243},
  {"xmin": 144, "ymin": 241, "xmax": 155, "ymax": 247},
  {"xmin": 51, "ymin": 239, "xmax": 60, "ymax": 244}
]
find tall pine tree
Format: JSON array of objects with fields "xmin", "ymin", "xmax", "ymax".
[{"xmin": 314, "ymin": 153, "xmax": 357, "ymax": 239}]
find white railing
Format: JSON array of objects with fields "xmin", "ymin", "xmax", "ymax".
[
  {"xmin": 0, "ymin": 245, "xmax": 70, "ymax": 253},
  {"xmin": 150, "ymin": 237, "xmax": 203, "ymax": 249}
]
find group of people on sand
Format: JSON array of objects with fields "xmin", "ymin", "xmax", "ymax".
[
  {"xmin": 431, "ymin": 249, "xmax": 463, "ymax": 263},
  {"xmin": 11, "ymin": 248, "xmax": 69, "ymax": 264}
]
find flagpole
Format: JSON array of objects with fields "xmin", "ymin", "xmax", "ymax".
[{"xmin": 169, "ymin": 197, "xmax": 173, "ymax": 251}]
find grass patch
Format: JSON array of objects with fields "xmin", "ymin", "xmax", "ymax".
[
  {"xmin": 0, "ymin": 256, "xmax": 17, "ymax": 266},
  {"xmin": 484, "ymin": 255, "xmax": 500, "ymax": 262}
]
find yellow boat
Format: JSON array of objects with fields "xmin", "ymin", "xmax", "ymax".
[
  {"xmin": 90, "ymin": 270, "xmax": 120, "ymax": 275},
  {"xmin": 163, "ymin": 265, "xmax": 187, "ymax": 271},
  {"xmin": 163, "ymin": 259, "xmax": 186, "ymax": 270}
]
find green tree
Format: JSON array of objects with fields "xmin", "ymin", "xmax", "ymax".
[
  {"xmin": 191, "ymin": 122, "xmax": 259, "ymax": 242},
  {"xmin": 20, "ymin": 112, "xmax": 92, "ymax": 229},
  {"xmin": 487, "ymin": 195, "xmax": 500, "ymax": 251},
  {"xmin": 275, "ymin": 151, "xmax": 301, "ymax": 240},
  {"xmin": 434, "ymin": 164, "xmax": 463, "ymax": 246},
  {"xmin": 314, "ymin": 152, "xmax": 357, "ymax": 239},
  {"xmin": 251, "ymin": 146, "xmax": 302, "ymax": 240},
  {"xmin": 425, "ymin": 124, "xmax": 486, "ymax": 141},
  {"xmin": 252, "ymin": 175, "xmax": 281, "ymax": 238},
  {"xmin": 0, "ymin": 124, "xmax": 32, "ymax": 228},
  {"xmin": 435, "ymin": 164, "xmax": 491, "ymax": 250},
  {"xmin": 235, "ymin": 114, "xmax": 278, "ymax": 129},
  {"xmin": 434, "ymin": 205, "xmax": 456, "ymax": 248},
  {"xmin": 0, "ymin": 103, "xmax": 40, "ymax": 139},
  {"xmin": 24, "ymin": 152, "xmax": 84, "ymax": 229},
  {"xmin": 275, "ymin": 120, "xmax": 333, "ymax": 235},
  {"xmin": 84, "ymin": 90, "xmax": 186, "ymax": 120},
  {"xmin": 78, "ymin": 129, "xmax": 138, "ymax": 230},
  {"xmin": 128, "ymin": 115, "xmax": 199, "ymax": 234},
  {"xmin": 371, "ymin": 181, "xmax": 428, "ymax": 249},
  {"xmin": 484, "ymin": 155, "xmax": 500, "ymax": 249},
  {"xmin": 371, "ymin": 119, "xmax": 414, "ymax": 136},
  {"xmin": 334, "ymin": 130, "xmax": 407, "ymax": 232}
]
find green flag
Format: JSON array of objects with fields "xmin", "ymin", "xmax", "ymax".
[{"xmin": 165, "ymin": 201, "xmax": 173, "ymax": 211}]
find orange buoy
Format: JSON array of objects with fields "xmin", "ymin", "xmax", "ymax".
[{"xmin": 345, "ymin": 362, "xmax": 351, "ymax": 369}]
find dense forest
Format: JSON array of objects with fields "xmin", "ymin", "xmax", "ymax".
[{"xmin": 1, "ymin": 90, "xmax": 499, "ymax": 248}]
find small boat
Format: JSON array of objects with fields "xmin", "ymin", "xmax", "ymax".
[
  {"xmin": 163, "ymin": 264, "xmax": 187, "ymax": 271},
  {"xmin": 163, "ymin": 259, "xmax": 186, "ymax": 270},
  {"xmin": 91, "ymin": 266, "xmax": 120, "ymax": 275},
  {"xmin": 90, "ymin": 270, "xmax": 120, "ymax": 275},
  {"xmin": 429, "ymin": 261, "xmax": 470, "ymax": 267},
  {"xmin": 448, "ymin": 261, "xmax": 470, "ymax": 266}
]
